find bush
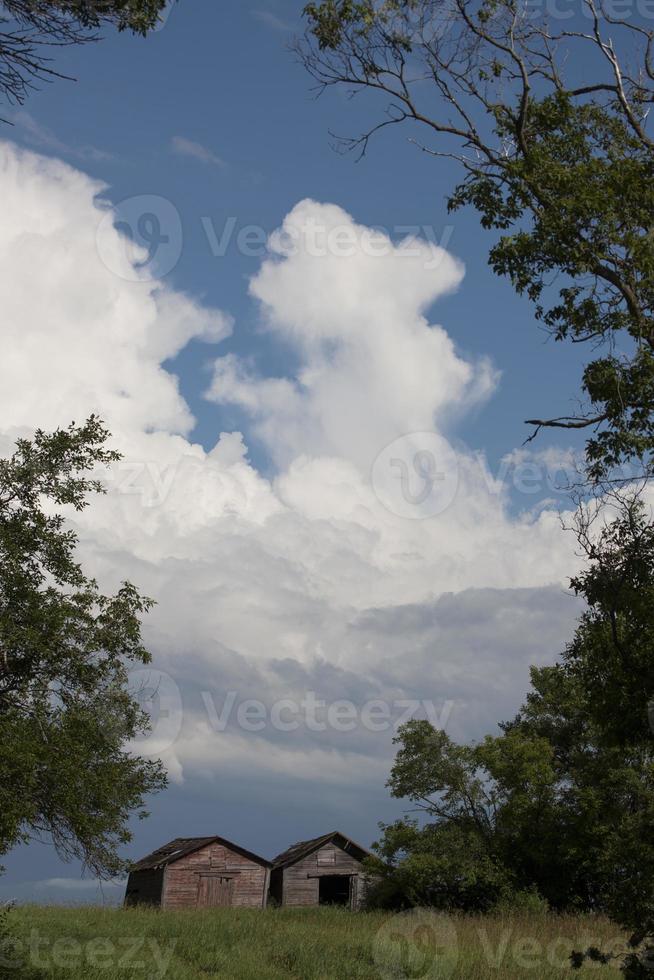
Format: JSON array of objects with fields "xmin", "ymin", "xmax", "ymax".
[
  {"xmin": 490, "ymin": 887, "xmax": 550, "ymax": 917},
  {"xmin": 0, "ymin": 902, "xmax": 45, "ymax": 979},
  {"xmin": 0, "ymin": 902, "xmax": 18, "ymax": 979},
  {"xmin": 371, "ymin": 820, "xmax": 515, "ymax": 912},
  {"xmin": 363, "ymin": 873, "xmax": 410, "ymax": 911}
]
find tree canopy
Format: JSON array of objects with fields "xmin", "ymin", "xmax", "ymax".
[
  {"xmin": 300, "ymin": 0, "xmax": 654, "ymax": 485},
  {"xmin": 0, "ymin": 0, "xmax": 172, "ymax": 106},
  {"xmin": 373, "ymin": 495, "xmax": 654, "ymax": 972},
  {"xmin": 0, "ymin": 418, "xmax": 166, "ymax": 878}
]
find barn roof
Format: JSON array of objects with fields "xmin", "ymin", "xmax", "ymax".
[
  {"xmin": 130, "ymin": 836, "xmax": 271, "ymax": 872},
  {"xmin": 271, "ymin": 831, "xmax": 373, "ymax": 869}
]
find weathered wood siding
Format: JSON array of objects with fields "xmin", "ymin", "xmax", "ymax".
[
  {"xmin": 281, "ymin": 842, "xmax": 367, "ymax": 909},
  {"xmin": 162, "ymin": 841, "xmax": 268, "ymax": 910},
  {"xmin": 124, "ymin": 868, "xmax": 164, "ymax": 907}
]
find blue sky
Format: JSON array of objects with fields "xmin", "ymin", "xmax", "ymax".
[
  {"xmin": 8, "ymin": 0, "xmax": 590, "ymax": 474},
  {"xmin": 0, "ymin": 0, "xmax": 596, "ymax": 904}
]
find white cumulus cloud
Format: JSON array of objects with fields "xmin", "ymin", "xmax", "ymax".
[
  {"xmin": 0, "ymin": 141, "xmax": 580, "ymax": 797},
  {"xmin": 208, "ymin": 199, "xmax": 497, "ymax": 469}
]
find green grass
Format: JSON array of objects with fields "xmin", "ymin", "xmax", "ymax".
[{"xmin": 3, "ymin": 905, "xmax": 626, "ymax": 979}]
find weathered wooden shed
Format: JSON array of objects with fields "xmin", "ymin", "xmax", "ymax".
[
  {"xmin": 124, "ymin": 836, "xmax": 271, "ymax": 910},
  {"xmin": 269, "ymin": 831, "xmax": 373, "ymax": 910}
]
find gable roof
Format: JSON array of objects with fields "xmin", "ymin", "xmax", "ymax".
[
  {"xmin": 130, "ymin": 836, "xmax": 271, "ymax": 872},
  {"xmin": 271, "ymin": 831, "xmax": 373, "ymax": 870}
]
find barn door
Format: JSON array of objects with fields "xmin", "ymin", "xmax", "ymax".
[{"xmin": 197, "ymin": 875, "xmax": 234, "ymax": 908}]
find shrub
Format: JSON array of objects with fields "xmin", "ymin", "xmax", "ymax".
[{"xmin": 490, "ymin": 887, "xmax": 550, "ymax": 917}]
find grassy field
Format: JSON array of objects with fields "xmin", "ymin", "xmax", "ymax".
[{"xmin": 2, "ymin": 905, "xmax": 626, "ymax": 979}]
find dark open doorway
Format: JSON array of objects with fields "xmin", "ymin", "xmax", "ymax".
[{"xmin": 319, "ymin": 875, "xmax": 351, "ymax": 907}]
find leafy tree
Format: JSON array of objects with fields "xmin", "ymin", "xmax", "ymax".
[
  {"xmin": 374, "ymin": 720, "xmax": 583, "ymax": 911},
  {"xmin": 369, "ymin": 817, "xmax": 513, "ymax": 911},
  {"xmin": 375, "ymin": 495, "xmax": 654, "ymax": 970},
  {"xmin": 0, "ymin": 418, "xmax": 166, "ymax": 878},
  {"xmin": 0, "ymin": 0, "xmax": 173, "ymax": 107},
  {"xmin": 300, "ymin": 0, "xmax": 654, "ymax": 484},
  {"xmin": 302, "ymin": 3, "xmax": 654, "ymax": 969},
  {"xmin": 562, "ymin": 494, "xmax": 654, "ymax": 744}
]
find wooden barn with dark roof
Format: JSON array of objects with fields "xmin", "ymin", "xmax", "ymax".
[
  {"xmin": 269, "ymin": 831, "xmax": 373, "ymax": 910},
  {"xmin": 124, "ymin": 836, "xmax": 271, "ymax": 909}
]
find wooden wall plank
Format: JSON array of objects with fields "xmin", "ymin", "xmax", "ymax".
[
  {"xmin": 160, "ymin": 842, "xmax": 268, "ymax": 909},
  {"xmin": 281, "ymin": 841, "xmax": 368, "ymax": 909}
]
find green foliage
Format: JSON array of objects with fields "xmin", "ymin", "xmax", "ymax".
[
  {"xmin": 371, "ymin": 817, "xmax": 513, "ymax": 911},
  {"xmin": 52, "ymin": 0, "xmax": 172, "ymax": 34},
  {"xmin": 302, "ymin": 4, "xmax": 654, "ymax": 971},
  {"xmin": 304, "ymin": 0, "xmax": 416, "ymax": 49},
  {"xmin": 510, "ymin": 502, "xmax": 654, "ymax": 969},
  {"xmin": 0, "ymin": 902, "xmax": 44, "ymax": 980},
  {"xmin": 303, "ymin": 2, "xmax": 363, "ymax": 49},
  {"xmin": 0, "ymin": 419, "xmax": 166, "ymax": 878},
  {"xmin": 374, "ymin": 495, "xmax": 654, "ymax": 951},
  {"xmin": 1, "ymin": 0, "xmax": 169, "ymax": 36},
  {"xmin": 451, "ymin": 93, "xmax": 654, "ymax": 481},
  {"xmin": 301, "ymin": 0, "xmax": 654, "ymax": 484},
  {"xmin": 0, "ymin": 903, "xmax": 16, "ymax": 979},
  {"xmin": 490, "ymin": 887, "xmax": 549, "ymax": 918},
  {"xmin": 0, "ymin": 1, "xmax": 173, "ymax": 106},
  {"xmin": 374, "ymin": 720, "xmax": 568, "ymax": 911},
  {"xmin": 563, "ymin": 504, "xmax": 654, "ymax": 744}
]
